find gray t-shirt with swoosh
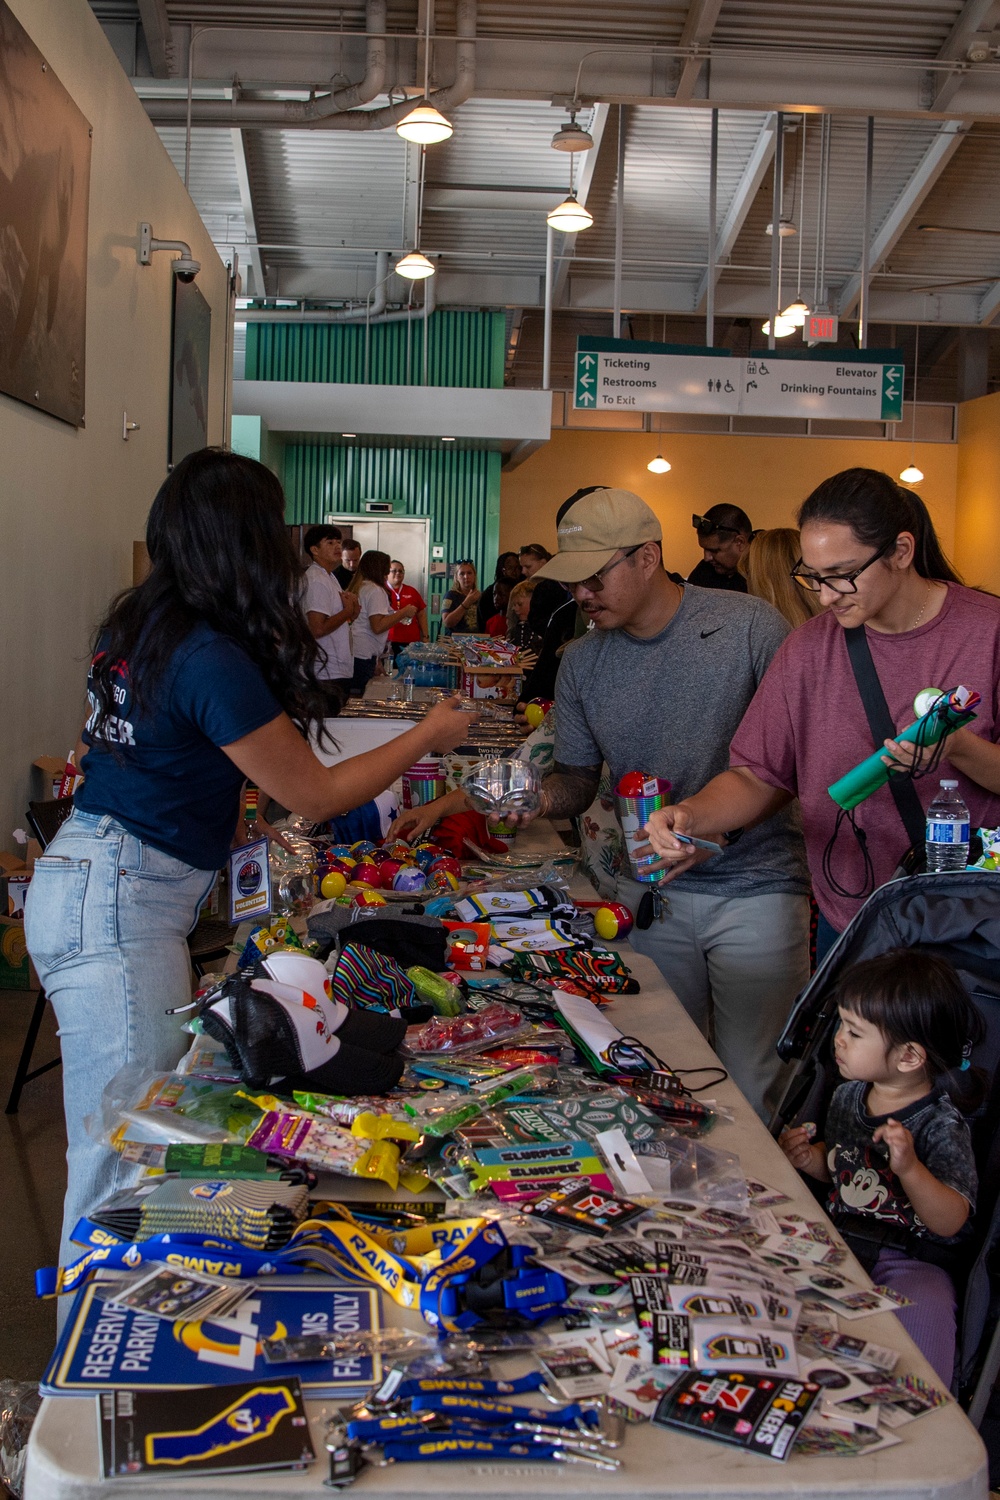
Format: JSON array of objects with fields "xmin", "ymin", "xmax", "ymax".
[{"xmin": 552, "ymin": 583, "xmax": 809, "ymax": 896}]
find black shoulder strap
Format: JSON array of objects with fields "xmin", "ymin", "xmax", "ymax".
[{"xmin": 843, "ymin": 626, "xmax": 927, "ymax": 852}]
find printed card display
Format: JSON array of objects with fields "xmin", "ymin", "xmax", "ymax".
[
  {"xmin": 42, "ymin": 1280, "xmax": 380, "ymax": 1398},
  {"xmin": 653, "ymin": 1371, "xmax": 820, "ymax": 1460},
  {"xmin": 228, "ymin": 838, "xmax": 272, "ymax": 924},
  {"xmin": 98, "ymin": 1378, "xmax": 314, "ymax": 1478},
  {"xmin": 689, "ymin": 1318, "xmax": 799, "ymax": 1377}
]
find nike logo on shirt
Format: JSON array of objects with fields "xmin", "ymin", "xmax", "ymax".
[{"xmin": 701, "ymin": 627, "xmax": 723, "ymax": 638}]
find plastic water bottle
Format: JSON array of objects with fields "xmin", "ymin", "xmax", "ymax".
[
  {"xmin": 925, "ymin": 780, "xmax": 971, "ymax": 871},
  {"xmin": 403, "ymin": 667, "xmax": 415, "ymax": 704}
]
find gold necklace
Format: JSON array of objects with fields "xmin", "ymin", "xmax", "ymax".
[{"xmin": 911, "ymin": 584, "xmax": 934, "ymax": 630}]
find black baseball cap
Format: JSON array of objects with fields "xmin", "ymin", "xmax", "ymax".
[{"xmin": 693, "ymin": 504, "xmax": 753, "ymax": 540}]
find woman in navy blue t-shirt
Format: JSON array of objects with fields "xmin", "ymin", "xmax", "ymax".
[{"xmin": 25, "ymin": 449, "xmax": 476, "ymax": 1300}]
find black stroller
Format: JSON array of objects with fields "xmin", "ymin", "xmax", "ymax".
[{"xmin": 771, "ymin": 871, "xmax": 1000, "ymax": 1420}]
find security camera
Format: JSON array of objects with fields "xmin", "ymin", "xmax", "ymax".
[
  {"xmin": 138, "ymin": 223, "xmax": 201, "ymax": 280},
  {"xmin": 171, "ymin": 255, "xmax": 201, "ymax": 282}
]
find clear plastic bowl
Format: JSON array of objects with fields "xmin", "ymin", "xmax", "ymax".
[{"xmin": 462, "ymin": 757, "xmax": 543, "ymax": 817}]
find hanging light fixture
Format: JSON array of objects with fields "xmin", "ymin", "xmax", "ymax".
[
  {"xmin": 899, "ymin": 327, "xmax": 923, "ymax": 484},
  {"xmin": 761, "ymin": 314, "xmax": 796, "ymax": 337},
  {"xmin": 396, "ymin": 6, "xmax": 454, "ymax": 144},
  {"xmin": 551, "ymin": 111, "xmax": 594, "ymax": 152},
  {"xmin": 395, "ymin": 250, "xmax": 435, "ymax": 279},
  {"xmin": 546, "ymin": 194, "xmax": 593, "ymax": 232},
  {"xmin": 396, "ymin": 102, "xmax": 453, "ymax": 144},
  {"xmin": 782, "ymin": 299, "xmax": 809, "ymax": 327},
  {"xmin": 765, "ymin": 216, "xmax": 797, "ymax": 237},
  {"xmin": 647, "ymin": 454, "xmax": 672, "ymax": 474}
]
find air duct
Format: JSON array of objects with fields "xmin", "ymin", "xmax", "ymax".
[{"xmin": 143, "ymin": 0, "xmax": 476, "ymax": 131}]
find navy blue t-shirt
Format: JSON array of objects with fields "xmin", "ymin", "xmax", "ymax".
[{"xmin": 75, "ymin": 624, "xmax": 282, "ymax": 870}]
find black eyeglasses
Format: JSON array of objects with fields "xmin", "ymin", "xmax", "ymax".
[
  {"xmin": 574, "ymin": 544, "xmax": 642, "ymax": 593},
  {"xmin": 791, "ymin": 537, "xmax": 895, "ymax": 595}
]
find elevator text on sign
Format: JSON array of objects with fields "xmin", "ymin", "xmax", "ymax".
[{"xmin": 574, "ymin": 338, "xmax": 903, "ymax": 423}]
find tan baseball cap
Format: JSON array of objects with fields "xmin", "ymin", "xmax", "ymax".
[{"xmin": 533, "ymin": 488, "xmax": 662, "ymax": 583}]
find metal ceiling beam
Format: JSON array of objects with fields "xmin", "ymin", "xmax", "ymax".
[
  {"xmin": 694, "ymin": 114, "xmax": 777, "ymax": 313},
  {"xmin": 837, "ymin": 119, "xmax": 970, "ymax": 318},
  {"xmin": 550, "ymin": 103, "xmax": 611, "ymax": 308},
  {"xmin": 674, "ymin": 0, "xmax": 726, "ymax": 103},
  {"xmin": 931, "ymin": 0, "xmax": 999, "ymax": 111},
  {"xmin": 977, "ymin": 278, "xmax": 1000, "ymax": 323},
  {"xmin": 133, "ymin": 34, "xmax": 1000, "ymax": 123},
  {"xmin": 136, "ymin": 0, "xmax": 174, "ymax": 78},
  {"xmin": 230, "ymin": 130, "xmax": 266, "ymax": 298}
]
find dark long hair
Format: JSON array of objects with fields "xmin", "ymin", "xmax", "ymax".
[
  {"xmin": 90, "ymin": 448, "xmax": 327, "ymax": 742},
  {"xmin": 797, "ymin": 468, "xmax": 962, "ymax": 583},
  {"xmin": 349, "ymin": 550, "xmax": 391, "ymax": 592},
  {"xmin": 835, "ymin": 949, "xmax": 986, "ymax": 1113}
]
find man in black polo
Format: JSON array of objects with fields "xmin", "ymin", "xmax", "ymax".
[{"xmin": 688, "ymin": 504, "xmax": 753, "ymax": 592}]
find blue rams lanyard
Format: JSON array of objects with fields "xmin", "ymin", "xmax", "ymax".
[
  {"xmin": 379, "ymin": 1437, "xmax": 618, "ymax": 1469},
  {"xmin": 38, "ymin": 1211, "xmax": 503, "ymax": 1306}
]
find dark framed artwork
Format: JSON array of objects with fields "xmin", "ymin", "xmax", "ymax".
[
  {"xmin": 0, "ymin": 1, "xmax": 92, "ymax": 428},
  {"xmin": 169, "ymin": 276, "xmax": 211, "ymax": 466}
]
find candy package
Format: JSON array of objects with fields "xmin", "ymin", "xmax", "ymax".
[
  {"xmin": 247, "ymin": 1109, "xmax": 365, "ymax": 1175},
  {"xmin": 405, "ymin": 1002, "xmax": 530, "ymax": 1056},
  {"xmin": 89, "ymin": 1066, "xmax": 268, "ymax": 1152}
]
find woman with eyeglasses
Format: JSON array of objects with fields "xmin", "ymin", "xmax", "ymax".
[{"xmin": 644, "ymin": 467, "xmax": 1000, "ymax": 961}]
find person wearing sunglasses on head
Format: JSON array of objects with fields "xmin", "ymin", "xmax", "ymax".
[
  {"xmin": 644, "ymin": 468, "xmax": 1000, "ymax": 967},
  {"xmin": 688, "ymin": 505, "xmax": 754, "ymax": 592},
  {"xmin": 484, "ymin": 486, "xmax": 810, "ymax": 1123},
  {"xmin": 442, "ymin": 559, "xmax": 481, "ymax": 634}
]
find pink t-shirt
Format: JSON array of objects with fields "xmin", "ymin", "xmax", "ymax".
[{"xmin": 729, "ymin": 583, "xmax": 1000, "ymax": 931}]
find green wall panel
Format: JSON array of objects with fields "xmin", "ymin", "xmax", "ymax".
[
  {"xmin": 283, "ymin": 444, "xmax": 501, "ymax": 628},
  {"xmin": 246, "ymin": 311, "xmax": 505, "ymax": 388}
]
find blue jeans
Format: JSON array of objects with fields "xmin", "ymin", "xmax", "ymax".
[
  {"xmin": 815, "ymin": 912, "xmax": 842, "ymax": 966},
  {"xmin": 24, "ymin": 811, "xmax": 215, "ymax": 1313}
]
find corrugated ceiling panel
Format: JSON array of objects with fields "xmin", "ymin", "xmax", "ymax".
[
  {"xmin": 889, "ymin": 124, "xmax": 1000, "ymax": 291},
  {"xmin": 244, "ymin": 127, "xmax": 410, "ymax": 269},
  {"xmin": 156, "ymin": 127, "xmax": 248, "ymax": 247},
  {"xmin": 581, "ymin": 108, "xmax": 771, "ymax": 289},
  {"xmin": 724, "ymin": 117, "xmax": 958, "ymax": 301},
  {"xmin": 713, "ymin": 0, "xmax": 966, "ymax": 55}
]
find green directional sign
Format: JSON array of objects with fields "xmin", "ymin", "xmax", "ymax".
[
  {"xmin": 881, "ymin": 364, "xmax": 904, "ymax": 422},
  {"xmin": 575, "ymin": 350, "xmax": 597, "ymax": 407}
]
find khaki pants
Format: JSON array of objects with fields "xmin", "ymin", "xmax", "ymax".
[{"xmin": 616, "ymin": 879, "xmax": 811, "ymax": 1122}]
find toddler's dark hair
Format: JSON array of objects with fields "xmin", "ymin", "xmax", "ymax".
[{"xmin": 835, "ymin": 948, "xmax": 986, "ymax": 1113}]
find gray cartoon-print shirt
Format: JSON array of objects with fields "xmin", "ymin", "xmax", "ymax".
[{"xmin": 825, "ymin": 1081, "xmax": 977, "ymax": 1242}]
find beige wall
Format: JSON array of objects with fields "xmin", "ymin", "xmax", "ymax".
[
  {"xmin": 955, "ymin": 390, "xmax": 1000, "ymax": 590},
  {"xmin": 0, "ymin": 0, "xmax": 228, "ymax": 843},
  {"xmin": 500, "ymin": 429, "xmax": 959, "ymax": 581}
]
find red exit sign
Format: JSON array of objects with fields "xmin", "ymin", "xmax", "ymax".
[{"xmin": 807, "ymin": 313, "xmax": 839, "ymax": 343}]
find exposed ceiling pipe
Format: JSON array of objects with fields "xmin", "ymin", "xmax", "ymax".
[
  {"xmin": 327, "ymin": 250, "xmax": 389, "ymax": 320},
  {"xmin": 238, "ymin": 268, "xmax": 436, "ymax": 323},
  {"xmin": 143, "ymin": 0, "xmax": 475, "ymax": 130}
]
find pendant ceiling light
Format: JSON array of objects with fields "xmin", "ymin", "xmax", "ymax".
[
  {"xmin": 783, "ymin": 299, "xmax": 809, "ymax": 327},
  {"xmin": 899, "ymin": 463, "xmax": 924, "ymax": 484},
  {"xmin": 395, "ymin": 250, "xmax": 435, "ymax": 279},
  {"xmin": 546, "ymin": 194, "xmax": 593, "ymax": 232},
  {"xmin": 765, "ymin": 216, "xmax": 797, "ymax": 237},
  {"xmin": 396, "ymin": 102, "xmax": 453, "ymax": 144},
  {"xmin": 647, "ymin": 454, "xmax": 672, "ymax": 474},
  {"xmin": 761, "ymin": 314, "xmax": 796, "ymax": 337},
  {"xmin": 551, "ymin": 111, "xmax": 594, "ymax": 152}
]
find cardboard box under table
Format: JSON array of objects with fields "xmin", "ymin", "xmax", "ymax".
[{"xmin": 23, "ymin": 826, "xmax": 989, "ymax": 1500}]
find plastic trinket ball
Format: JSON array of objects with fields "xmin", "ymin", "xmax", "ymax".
[
  {"xmin": 393, "ymin": 865, "xmax": 427, "ymax": 893},
  {"xmin": 353, "ymin": 888, "xmax": 387, "ymax": 908},
  {"xmin": 429, "ymin": 856, "xmax": 462, "ymax": 878},
  {"xmin": 320, "ymin": 871, "xmax": 348, "ymax": 900},
  {"xmin": 594, "ymin": 902, "xmax": 634, "ymax": 941},
  {"xmin": 524, "ymin": 698, "xmax": 553, "ymax": 729},
  {"xmin": 427, "ymin": 868, "xmax": 461, "ymax": 893},
  {"xmin": 352, "ymin": 862, "xmax": 383, "ymax": 888}
]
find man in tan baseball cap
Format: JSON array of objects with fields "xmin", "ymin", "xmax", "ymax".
[{"xmin": 533, "ymin": 488, "xmax": 663, "ymax": 584}]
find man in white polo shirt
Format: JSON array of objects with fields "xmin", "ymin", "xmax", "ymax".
[{"xmin": 302, "ymin": 524, "xmax": 360, "ymax": 712}]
